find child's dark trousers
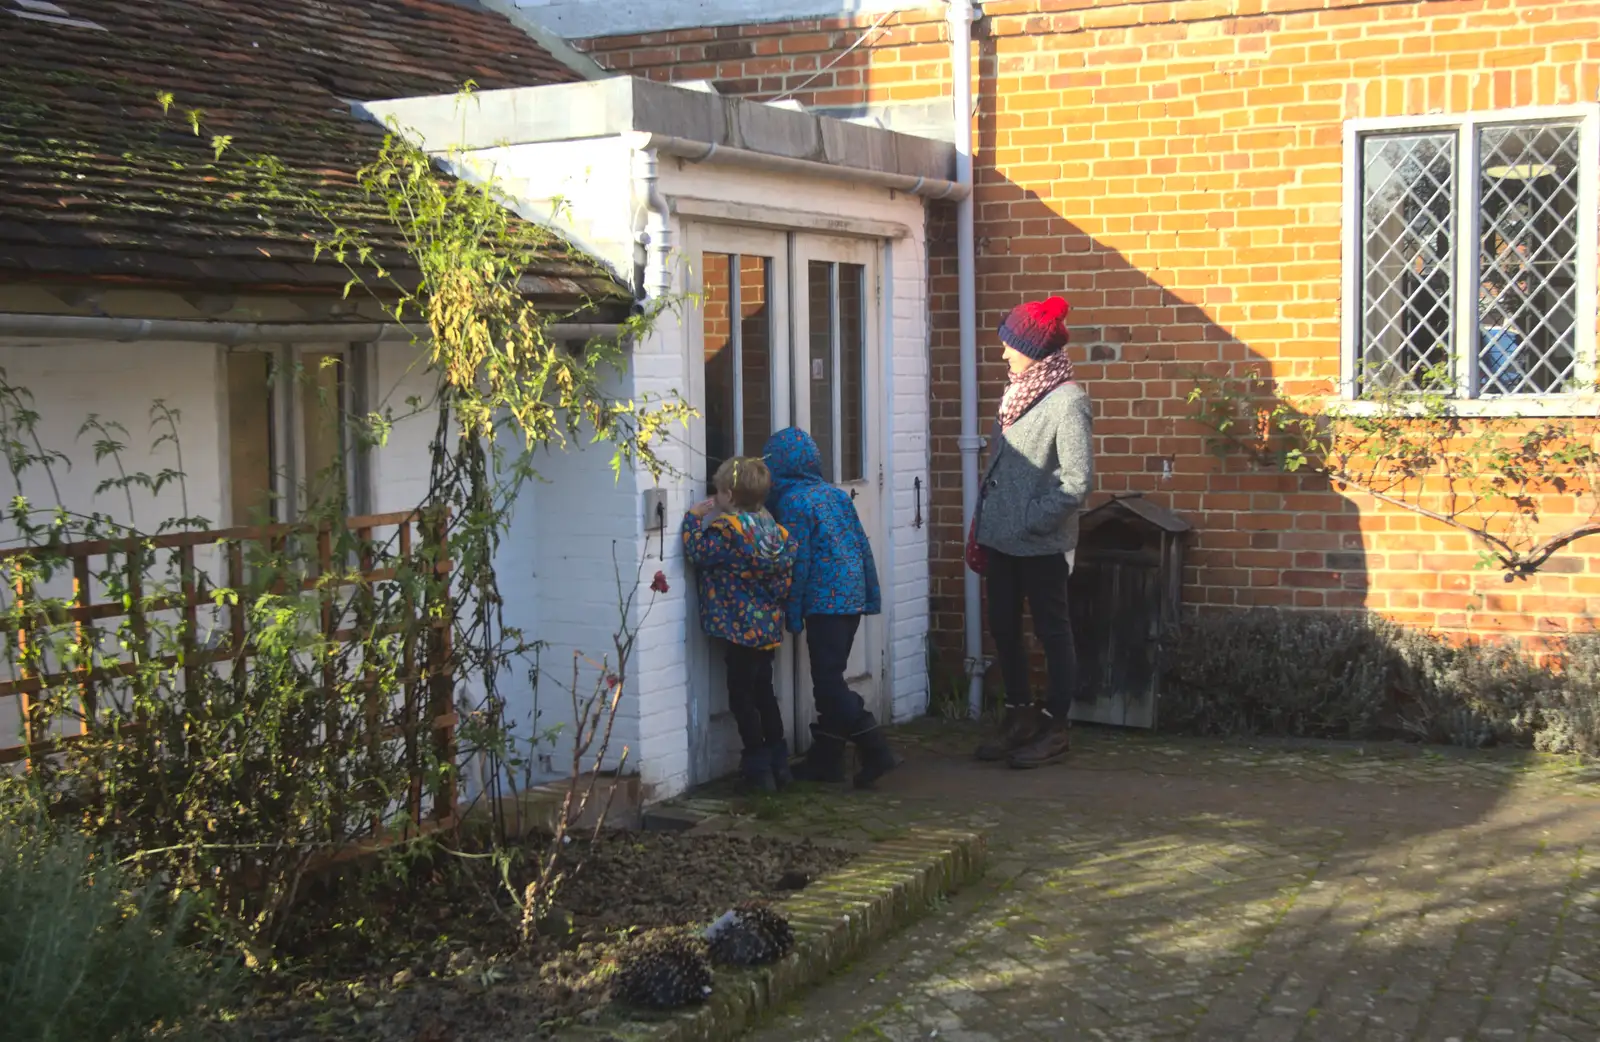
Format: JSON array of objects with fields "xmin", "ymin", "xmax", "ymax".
[
  {"xmin": 724, "ymin": 642, "xmax": 786, "ymax": 751},
  {"xmin": 804, "ymin": 613, "xmax": 871, "ymax": 735}
]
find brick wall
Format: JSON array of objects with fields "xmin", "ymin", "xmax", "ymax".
[{"xmin": 577, "ymin": 0, "xmax": 1600, "ymax": 665}]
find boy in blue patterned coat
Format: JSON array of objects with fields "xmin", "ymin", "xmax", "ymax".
[
  {"xmin": 762, "ymin": 427, "xmax": 897, "ymax": 789},
  {"xmin": 682, "ymin": 456, "xmax": 799, "ymax": 792}
]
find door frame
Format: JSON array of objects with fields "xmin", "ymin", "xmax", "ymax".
[
  {"xmin": 680, "ymin": 222, "xmax": 889, "ymax": 779},
  {"xmin": 787, "ymin": 235, "xmax": 886, "ymax": 746},
  {"xmin": 681, "ymin": 223, "xmax": 795, "ymax": 785}
]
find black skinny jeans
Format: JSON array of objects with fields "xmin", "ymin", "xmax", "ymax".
[
  {"xmin": 724, "ymin": 643, "xmax": 786, "ymax": 753},
  {"xmin": 804, "ymin": 614, "xmax": 871, "ymax": 736},
  {"xmin": 986, "ymin": 549, "xmax": 1077, "ymax": 719}
]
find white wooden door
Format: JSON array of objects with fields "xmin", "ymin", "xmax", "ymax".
[
  {"xmin": 682, "ymin": 224, "xmax": 795, "ymax": 784},
  {"xmin": 788, "ymin": 234, "xmax": 885, "ymax": 749}
]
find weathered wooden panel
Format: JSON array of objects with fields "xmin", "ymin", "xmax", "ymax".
[
  {"xmin": 1066, "ymin": 496, "xmax": 1189, "ymax": 731},
  {"xmin": 1068, "ymin": 556, "xmax": 1160, "ymax": 729}
]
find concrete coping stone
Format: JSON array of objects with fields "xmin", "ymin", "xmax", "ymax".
[{"xmin": 355, "ymin": 76, "xmax": 956, "ymax": 182}]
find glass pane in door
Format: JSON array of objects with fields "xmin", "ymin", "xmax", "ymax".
[
  {"xmin": 807, "ymin": 260, "xmax": 835, "ymax": 482},
  {"xmin": 839, "ymin": 263, "xmax": 866, "ymax": 483},
  {"xmin": 703, "ymin": 252, "xmax": 736, "ymax": 485},
  {"xmin": 805, "ymin": 259, "xmax": 869, "ymax": 484},
  {"xmin": 739, "ymin": 256, "xmax": 773, "ymax": 456},
  {"xmin": 704, "ymin": 251, "xmax": 776, "ymax": 488}
]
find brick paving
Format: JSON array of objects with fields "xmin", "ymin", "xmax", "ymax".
[{"xmin": 677, "ymin": 722, "xmax": 1600, "ymax": 1042}]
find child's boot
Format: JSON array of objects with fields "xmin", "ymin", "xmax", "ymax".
[
  {"xmin": 790, "ymin": 725, "xmax": 847, "ymax": 783},
  {"xmin": 766, "ymin": 738, "xmax": 794, "ymax": 790},
  {"xmin": 850, "ymin": 712, "xmax": 899, "ymax": 790},
  {"xmin": 739, "ymin": 747, "xmax": 777, "ymax": 793}
]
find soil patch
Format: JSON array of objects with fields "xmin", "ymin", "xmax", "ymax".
[{"xmin": 229, "ymin": 831, "xmax": 853, "ymax": 1041}]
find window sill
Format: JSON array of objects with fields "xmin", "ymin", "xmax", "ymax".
[{"xmin": 1324, "ymin": 395, "xmax": 1600, "ymax": 419}]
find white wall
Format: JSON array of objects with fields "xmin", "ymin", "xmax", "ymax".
[
  {"xmin": 0, "ymin": 339, "xmax": 227, "ymax": 753},
  {"xmin": 0, "ymin": 338, "xmax": 228, "ymax": 536},
  {"xmin": 441, "ymin": 138, "xmax": 638, "ymax": 291},
  {"xmin": 614, "ymin": 313, "xmax": 696, "ymax": 798},
  {"xmin": 493, "ymin": 409, "xmax": 651, "ymax": 791},
  {"xmin": 367, "ymin": 336, "xmax": 655, "ymax": 795},
  {"xmin": 369, "ymin": 340, "xmax": 443, "ymax": 515}
]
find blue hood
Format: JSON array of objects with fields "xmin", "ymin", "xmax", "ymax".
[{"xmin": 763, "ymin": 427, "xmax": 823, "ymax": 511}]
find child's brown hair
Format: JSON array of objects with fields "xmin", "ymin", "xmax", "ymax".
[{"xmin": 713, "ymin": 456, "xmax": 771, "ymax": 510}]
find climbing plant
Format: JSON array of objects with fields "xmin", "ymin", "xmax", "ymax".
[{"xmin": 1187, "ymin": 365, "xmax": 1600, "ymax": 579}]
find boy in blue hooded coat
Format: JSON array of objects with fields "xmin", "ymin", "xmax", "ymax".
[{"xmin": 762, "ymin": 427, "xmax": 897, "ymax": 789}]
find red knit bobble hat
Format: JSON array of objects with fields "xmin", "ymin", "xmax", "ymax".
[{"xmin": 998, "ymin": 296, "xmax": 1071, "ymax": 361}]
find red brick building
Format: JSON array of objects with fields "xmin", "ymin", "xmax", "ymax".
[{"xmin": 555, "ymin": 0, "xmax": 1600, "ymax": 664}]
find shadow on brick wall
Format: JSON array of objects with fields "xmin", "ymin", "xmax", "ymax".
[{"xmin": 924, "ymin": 30, "xmax": 1372, "ymax": 717}]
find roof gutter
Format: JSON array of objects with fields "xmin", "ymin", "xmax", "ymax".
[
  {"xmin": 623, "ymin": 131, "xmax": 970, "ymax": 201},
  {"xmin": 0, "ymin": 314, "xmax": 622, "ymax": 344}
]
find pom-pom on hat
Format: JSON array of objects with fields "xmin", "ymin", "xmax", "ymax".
[{"xmin": 998, "ymin": 295, "xmax": 1071, "ymax": 361}]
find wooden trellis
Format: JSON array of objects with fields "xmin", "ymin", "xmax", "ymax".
[{"xmin": 0, "ymin": 509, "xmax": 457, "ymax": 827}]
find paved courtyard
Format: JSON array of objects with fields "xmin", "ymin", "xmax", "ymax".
[{"xmin": 682, "ymin": 722, "xmax": 1600, "ymax": 1042}]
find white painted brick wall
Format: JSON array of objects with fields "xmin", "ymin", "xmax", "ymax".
[
  {"xmin": 622, "ymin": 314, "xmax": 696, "ymax": 799},
  {"xmin": 369, "ymin": 341, "xmax": 442, "ymax": 516},
  {"xmin": 490, "ymin": 372, "xmax": 653, "ymax": 790}
]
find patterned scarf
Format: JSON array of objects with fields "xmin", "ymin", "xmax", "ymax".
[{"xmin": 997, "ymin": 350, "xmax": 1075, "ymax": 430}]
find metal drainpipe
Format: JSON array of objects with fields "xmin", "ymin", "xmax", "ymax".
[
  {"xmin": 632, "ymin": 146, "xmax": 672, "ymax": 302},
  {"xmin": 950, "ymin": 0, "xmax": 986, "ymax": 719}
]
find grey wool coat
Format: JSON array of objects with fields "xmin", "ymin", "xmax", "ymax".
[{"xmin": 975, "ymin": 382, "xmax": 1094, "ymax": 557}]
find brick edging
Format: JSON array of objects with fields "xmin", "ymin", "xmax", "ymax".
[{"xmin": 565, "ymin": 827, "xmax": 989, "ymax": 1041}]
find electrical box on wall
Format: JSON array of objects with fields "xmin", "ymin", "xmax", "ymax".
[{"xmin": 643, "ymin": 488, "xmax": 667, "ymax": 529}]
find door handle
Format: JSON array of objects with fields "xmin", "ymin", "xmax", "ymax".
[{"xmin": 850, "ymin": 488, "xmax": 859, "ymax": 500}]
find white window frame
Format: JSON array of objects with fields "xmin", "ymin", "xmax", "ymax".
[
  {"xmin": 1338, "ymin": 103, "xmax": 1600, "ymax": 417},
  {"xmin": 223, "ymin": 343, "xmax": 369, "ymax": 525}
]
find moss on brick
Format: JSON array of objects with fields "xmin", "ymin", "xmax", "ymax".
[{"xmin": 573, "ymin": 826, "xmax": 985, "ymax": 1041}]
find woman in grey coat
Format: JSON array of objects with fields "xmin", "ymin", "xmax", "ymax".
[{"xmin": 967, "ymin": 295, "xmax": 1093, "ymax": 769}]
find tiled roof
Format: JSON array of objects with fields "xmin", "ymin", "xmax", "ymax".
[{"xmin": 0, "ymin": 0, "xmax": 625, "ymax": 302}]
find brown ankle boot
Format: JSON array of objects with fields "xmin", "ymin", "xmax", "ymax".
[
  {"xmin": 974, "ymin": 703, "xmax": 1043, "ymax": 762},
  {"xmin": 1006, "ymin": 712, "xmax": 1070, "ymax": 770}
]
